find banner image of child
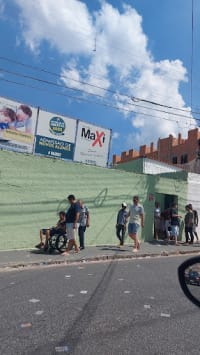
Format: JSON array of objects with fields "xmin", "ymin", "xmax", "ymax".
[{"xmin": 0, "ymin": 108, "xmax": 16, "ymax": 130}]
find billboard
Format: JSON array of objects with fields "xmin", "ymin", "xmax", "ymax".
[
  {"xmin": 34, "ymin": 110, "xmax": 77, "ymax": 160},
  {"xmin": 74, "ymin": 121, "xmax": 112, "ymax": 167},
  {"xmin": 0, "ymin": 97, "xmax": 37, "ymax": 153}
]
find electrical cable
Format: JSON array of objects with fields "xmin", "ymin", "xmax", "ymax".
[
  {"xmin": 0, "ymin": 66, "xmax": 198, "ymax": 123},
  {"xmin": 0, "ymin": 76, "xmax": 195, "ymax": 128},
  {"xmin": 0, "ymin": 55, "xmax": 198, "ymax": 116},
  {"xmin": 190, "ymin": 0, "xmax": 194, "ymax": 110}
]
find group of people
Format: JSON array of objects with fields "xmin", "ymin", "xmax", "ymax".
[
  {"xmin": 154, "ymin": 202, "xmax": 199, "ymax": 245},
  {"xmin": 36, "ymin": 194, "xmax": 199, "ymax": 253},
  {"xmin": 184, "ymin": 204, "xmax": 199, "ymax": 245},
  {"xmin": 36, "ymin": 195, "xmax": 90, "ymax": 254},
  {"xmin": 116, "ymin": 196, "xmax": 144, "ymax": 252},
  {"xmin": 36, "ymin": 194, "xmax": 144, "ymax": 254}
]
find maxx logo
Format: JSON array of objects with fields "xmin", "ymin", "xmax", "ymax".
[{"xmin": 81, "ymin": 128, "xmax": 105, "ymax": 147}]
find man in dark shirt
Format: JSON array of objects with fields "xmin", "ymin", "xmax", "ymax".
[
  {"xmin": 62, "ymin": 194, "xmax": 81, "ymax": 255},
  {"xmin": 116, "ymin": 202, "xmax": 128, "ymax": 247},
  {"xmin": 188, "ymin": 204, "xmax": 199, "ymax": 242}
]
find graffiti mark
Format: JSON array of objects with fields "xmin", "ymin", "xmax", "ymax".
[
  {"xmin": 56, "ymin": 187, "xmax": 108, "ymax": 214},
  {"xmin": 57, "ymin": 199, "xmax": 68, "ymax": 214},
  {"xmin": 93, "ymin": 188, "xmax": 108, "ymax": 207}
]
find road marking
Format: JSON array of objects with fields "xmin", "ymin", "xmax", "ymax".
[
  {"xmin": 88, "ymin": 273, "xmax": 93, "ymax": 276},
  {"xmin": 80, "ymin": 290, "xmax": 88, "ymax": 294},
  {"xmin": 10, "ymin": 282, "xmax": 15, "ymax": 285},
  {"xmin": 67, "ymin": 294, "xmax": 74, "ymax": 298},
  {"xmin": 21, "ymin": 323, "xmax": 32, "ymax": 328},
  {"xmin": 160, "ymin": 313, "xmax": 170, "ymax": 318},
  {"xmin": 35, "ymin": 310, "xmax": 44, "ymax": 315},
  {"xmin": 29, "ymin": 299, "xmax": 40, "ymax": 303},
  {"xmin": 118, "ymin": 278, "xmax": 124, "ymax": 281},
  {"xmin": 124, "ymin": 291, "xmax": 131, "ymax": 294},
  {"xmin": 65, "ymin": 275, "xmax": 71, "ymax": 278},
  {"xmin": 149, "ymin": 296, "xmax": 155, "ymax": 300},
  {"xmin": 144, "ymin": 304, "xmax": 151, "ymax": 309},
  {"xmin": 78, "ymin": 266, "xmax": 84, "ymax": 270},
  {"xmin": 55, "ymin": 345, "xmax": 69, "ymax": 353}
]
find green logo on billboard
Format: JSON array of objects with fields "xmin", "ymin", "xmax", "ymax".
[{"xmin": 49, "ymin": 117, "xmax": 65, "ymax": 136}]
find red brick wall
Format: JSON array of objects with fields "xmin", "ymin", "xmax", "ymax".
[{"xmin": 112, "ymin": 128, "xmax": 200, "ymax": 166}]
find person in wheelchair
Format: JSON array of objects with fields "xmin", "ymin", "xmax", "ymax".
[{"xmin": 35, "ymin": 211, "xmax": 66, "ymax": 250}]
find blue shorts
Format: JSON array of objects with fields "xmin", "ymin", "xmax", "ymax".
[
  {"xmin": 128, "ymin": 223, "xmax": 140, "ymax": 235},
  {"xmin": 171, "ymin": 225, "xmax": 179, "ymax": 237}
]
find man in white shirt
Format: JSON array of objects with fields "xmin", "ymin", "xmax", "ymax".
[{"xmin": 127, "ymin": 196, "xmax": 144, "ymax": 252}]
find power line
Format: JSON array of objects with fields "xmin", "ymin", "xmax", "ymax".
[
  {"xmin": 190, "ymin": 0, "xmax": 194, "ymax": 110},
  {"xmin": 0, "ymin": 66, "xmax": 198, "ymax": 123},
  {"xmin": 0, "ymin": 77, "xmax": 194, "ymax": 128},
  {"xmin": 0, "ymin": 55, "xmax": 198, "ymax": 116}
]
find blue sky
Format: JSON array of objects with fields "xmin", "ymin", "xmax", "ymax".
[{"xmin": 0, "ymin": 0, "xmax": 199, "ymax": 159}]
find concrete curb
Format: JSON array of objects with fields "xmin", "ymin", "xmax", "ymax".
[{"xmin": 1, "ymin": 248, "xmax": 200, "ymax": 271}]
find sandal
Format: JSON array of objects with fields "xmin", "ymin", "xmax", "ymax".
[
  {"xmin": 61, "ymin": 251, "xmax": 69, "ymax": 256},
  {"xmin": 137, "ymin": 241, "xmax": 141, "ymax": 250}
]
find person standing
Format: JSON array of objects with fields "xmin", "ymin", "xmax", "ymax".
[
  {"xmin": 184, "ymin": 205, "xmax": 194, "ymax": 245},
  {"xmin": 170, "ymin": 203, "xmax": 181, "ymax": 246},
  {"xmin": 78, "ymin": 200, "xmax": 90, "ymax": 250},
  {"xmin": 62, "ymin": 194, "xmax": 80, "ymax": 256},
  {"xmin": 154, "ymin": 202, "xmax": 161, "ymax": 240},
  {"xmin": 163, "ymin": 207, "xmax": 171, "ymax": 242},
  {"xmin": 188, "ymin": 204, "xmax": 199, "ymax": 242},
  {"xmin": 116, "ymin": 202, "xmax": 128, "ymax": 247},
  {"xmin": 127, "ymin": 196, "xmax": 144, "ymax": 252}
]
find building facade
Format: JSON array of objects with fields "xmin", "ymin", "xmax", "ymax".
[{"xmin": 113, "ymin": 128, "xmax": 200, "ymax": 172}]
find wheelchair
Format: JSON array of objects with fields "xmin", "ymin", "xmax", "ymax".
[{"xmin": 47, "ymin": 232, "xmax": 68, "ymax": 253}]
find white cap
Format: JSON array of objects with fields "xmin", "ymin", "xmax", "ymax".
[{"xmin": 122, "ymin": 202, "xmax": 127, "ymax": 207}]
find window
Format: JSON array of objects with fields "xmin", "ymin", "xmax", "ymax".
[
  {"xmin": 180, "ymin": 154, "xmax": 188, "ymax": 164},
  {"xmin": 172, "ymin": 156, "xmax": 177, "ymax": 164}
]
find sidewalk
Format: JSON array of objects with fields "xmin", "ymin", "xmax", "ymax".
[{"xmin": 0, "ymin": 241, "xmax": 200, "ymax": 270}]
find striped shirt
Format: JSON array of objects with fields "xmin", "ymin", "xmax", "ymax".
[{"xmin": 79, "ymin": 205, "xmax": 89, "ymax": 226}]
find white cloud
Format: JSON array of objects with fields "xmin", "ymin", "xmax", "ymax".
[
  {"xmin": 14, "ymin": 0, "xmax": 197, "ymax": 149},
  {"xmin": 14, "ymin": 0, "xmax": 94, "ymax": 53},
  {"xmin": 112, "ymin": 132, "xmax": 120, "ymax": 140},
  {"xmin": 0, "ymin": 0, "xmax": 5, "ymax": 16}
]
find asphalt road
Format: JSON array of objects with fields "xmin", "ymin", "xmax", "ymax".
[{"xmin": 0, "ymin": 256, "xmax": 199, "ymax": 355}]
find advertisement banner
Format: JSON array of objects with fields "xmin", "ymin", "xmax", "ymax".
[
  {"xmin": 0, "ymin": 97, "xmax": 37, "ymax": 153},
  {"xmin": 74, "ymin": 121, "xmax": 112, "ymax": 167},
  {"xmin": 34, "ymin": 110, "xmax": 77, "ymax": 160}
]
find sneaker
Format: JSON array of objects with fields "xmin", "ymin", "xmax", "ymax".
[
  {"xmin": 43, "ymin": 243, "xmax": 49, "ymax": 251},
  {"xmin": 35, "ymin": 243, "xmax": 44, "ymax": 249}
]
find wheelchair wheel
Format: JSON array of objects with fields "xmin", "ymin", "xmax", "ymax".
[
  {"xmin": 56, "ymin": 234, "xmax": 68, "ymax": 253},
  {"xmin": 48, "ymin": 234, "xmax": 58, "ymax": 251}
]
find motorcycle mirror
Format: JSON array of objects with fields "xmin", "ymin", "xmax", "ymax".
[{"xmin": 178, "ymin": 256, "xmax": 200, "ymax": 308}]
